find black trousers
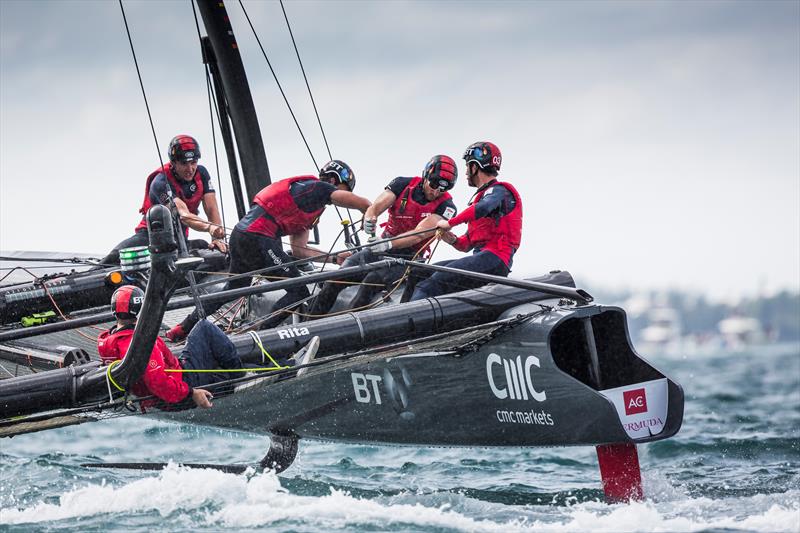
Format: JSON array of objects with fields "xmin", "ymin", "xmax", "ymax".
[
  {"xmin": 179, "ymin": 229, "xmax": 308, "ymax": 332},
  {"xmin": 308, "ymin": 248, "xmax": 410, "ymax": 317}
]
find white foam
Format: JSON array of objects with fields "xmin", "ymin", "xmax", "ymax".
[
  {"xmin": 2, "ymin": 463, "xmax": 250, "ymax": 524},
  {"xmin": 3, "ymin": 466, "xmax": 798, "ymax": 532}
]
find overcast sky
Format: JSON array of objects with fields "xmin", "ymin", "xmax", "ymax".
[{"xmin": 1, "ymin": 0, "xmax": 798, "ymax": 301}]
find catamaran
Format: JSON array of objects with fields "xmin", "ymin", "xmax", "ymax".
[{"xmin": 0, "ymin": 0, "xmax": 684, "ymax": 504}]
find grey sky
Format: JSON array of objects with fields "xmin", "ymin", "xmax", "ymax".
[{"xmin": 1, "ymin": 0, "xmax": 798, "ymax": 300}]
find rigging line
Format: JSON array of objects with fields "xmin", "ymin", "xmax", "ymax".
[
  {"xmin": 0, "ymin": 361, "xmax": 16, "ymax": 378},
  {"xmin": 203, "ymin": 67, "xmax": 229, "ymax": 247},
  {"xmin": 238, "ymin": 0, "xmax": 318, "ymax": 170},
  {"xmin": 0, "ymin": 256, "xmax": 97, "ymax": 264},
  {"xmin": 173, "ymin": 224, "xmax": 433, "ymax": 294},
  {"xmin": 118, "ymin": 0, "xmax": 164, "ymax": 169},
  {"xmin": 301, "ymin": 233, "xmax": 434, "ymax": 320},
  {"xmin": 190, "ymin": 0, "xmax": 229, "ymax": 247},
  {"xmin": 275, "ymin": 0, "xmax": 354, "ymax": 228},
  {"xmin": 279, "ymin": 0, "xmax": 332, "ymax": 161}
]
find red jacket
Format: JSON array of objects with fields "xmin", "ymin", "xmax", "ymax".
[
  {"xmin": 97, "ymin": 325, "xmax": 190, "ymax": 406},
  {"xmin": 135, "ymin": 163, "xmax": 205, "ymax": 233},
  {"xmin": 449, "ymin": 181, "xmax": 523, "ymax": 266},
  {"xmin": 384, "ymin": 177, "xmax": 453, "ymax": 255},
  {"xmin": 249, "ymin": 176, "xmax": 326, "ymax": 237}
]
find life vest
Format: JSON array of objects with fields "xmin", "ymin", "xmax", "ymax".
[
  {"xmin": 465, "ymin": 181, "xmax": 523, "ymax": 266},
  {"xmin": 134, "ymin": 163, "xmax": 205, "ymax": 232},
  {"xmin": 384, "ymin": 177, "xmax": 452, "ymax": 255},
  {"xmin": 250, "ymin": 176, "xmax": 326, "ymax": 237},
  {"xmin": 97, "ymin": 325, "xmax": 189, "ymax": 407}
]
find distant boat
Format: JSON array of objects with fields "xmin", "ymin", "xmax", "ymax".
[
  {"xmin": 718, "ymin": 315, "xmax": 771, "ymax": 351},
  {"xmin": 638, "ymin": 307, "xmax": 682, "ymax": 355}
]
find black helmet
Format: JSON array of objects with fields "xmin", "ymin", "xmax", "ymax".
[
  {"xmin": 319, "ymin": 160, "xmax": 356, "ymax": 191},
  {"xmin": 111, "ymin": 285, "xmax": 144, "ymax": 319},
  {"xmin": 168, "ymin": 135, "xmax": 201, "ymax": 163},
  {"xmin": 463, "ymin": 141, "xmax": 501, "ymax": 172},
  {"xmin": 422, "ymin": 155, "xmax": 458, "ymax": 191}
]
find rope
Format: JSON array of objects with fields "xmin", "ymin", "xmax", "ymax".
[
  {"xmin": 248, "ymin": 330, "xmax": 289, "ymax": 369},
  {"xmin": 279, "ymin": 0, "xmax": 331, "ymax": 161},
  {"xmin": 118, "ymin": 0, "xmax": 164, "ymax": 169},
  {"xmin": 173, "ymin": 224, "xmax": 434, "ymax": 296},
  {"xmin": 106, "ymin": 360, "xmax": 125, "ymax": 393},
  {"xmin": 237, "ymin": 0, "xmax": 318, "ymax": 170},
  {"xmin": 191, "ymin": 0, "xmax": 229, "ymax": 250}
]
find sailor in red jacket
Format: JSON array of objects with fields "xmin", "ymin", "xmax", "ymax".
[
  {"xmin": 409, "ymin": 142, "xmax": 523, "ymax": 301},
  {"xmin": 167, "ymin": 160, "xmax": 371, "ymax": 341},
  {"xmin": 99, "ymin": 135, "xmax": 227, "ymax": 265},
  {"xmin": 97, "ymin": 285, "xmax": 247, "ymax": 409},
  {"xmin": 309, "ymin": 155, "xmax": 458, "ymax": 316}
]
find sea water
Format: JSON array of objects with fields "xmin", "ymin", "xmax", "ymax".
[{"xmin": 1, "ymin": 344, "xmax": 798, "ymax": 532}]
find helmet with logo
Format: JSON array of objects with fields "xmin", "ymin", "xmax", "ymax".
[
  {"xmin": 168, "ymin": 135, "xmax": 201, "ymax": 163},
  {"xmin": 422, "ymin": 155, "xmax": 458, "ymax": 191},
  {"xmin": 463, "ymin": 141, "xmax": 501, "ymax": 172},
  {"xmin": 111, "ymin": 285, "xmax": 144, "ymax": 319},
  {"xmin": 319, "ymin": 159, "xmax": 356, "ymax": 191}
]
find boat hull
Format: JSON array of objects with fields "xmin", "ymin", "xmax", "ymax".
[{"xmin": 156, "ymin": 303, "xmax": 683, "ymax": 448}]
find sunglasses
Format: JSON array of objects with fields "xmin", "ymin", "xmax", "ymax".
[
  {"xmin": 427, "ymin": 177, "xmax": 452, "ymax": 191},
  {"xmin": 464, "ymin": 146, "xmax": 483, "ymax": 160}
]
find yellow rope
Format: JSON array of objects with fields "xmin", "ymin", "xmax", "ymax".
[
  {"xmin": 106, "ymin": 360, "xmax": 125, "ymax": 392},
  {"xmin": 248, "ymin": 330, "xmax": 290, "ymax": 369},
  {"xmin": 165, "ymin": 367, "xmax": 285, "ymax": 373}
]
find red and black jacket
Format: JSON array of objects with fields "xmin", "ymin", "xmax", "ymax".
[
  {"xmin": 134, "ymin": 163, "xmax": 205, "ymax": 233},
  {"xmin": 449, "ymin": 181, "xmax": 523, "ymax": 266},
  {"xmin": 97, "ymin": 325, "xmax": 190, "ymax": 407},
  {"xmin": 384, "ymin": 177, "xmax": 453, "ymax": 255},
  {"xmin": 246, "ymin": 176, "xmax": 326, "ymax": 237}
]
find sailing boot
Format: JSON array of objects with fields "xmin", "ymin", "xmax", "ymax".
[
  {"xmin": 165, "ymin": 323, "xmax": 187, "ymax": 343},
  {"xmin": 292, "ymin": 336, "xmax": 320, "ymax": 377}
]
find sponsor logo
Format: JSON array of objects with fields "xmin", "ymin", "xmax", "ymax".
[
  {"xmin": 486, "ymin": 353, "xmax": 546, "ymax": 402},
  {"xmin": 267, "ymin": 249, "xmax": 291, "ymax": 272},
  {"xmin": 496, "ymin": 408, "xmax": 554, "ymax": 426},
  {"xmin": 352, "ymin": 372, "xmax": 382, "ymax": 404},
  {"xmin": 131, "ymin": 296, "xmax": 143, "ymax": 305},
  {"xmin": 442, "ymin": 207, "xmax": 455, "ymax": 220},
  {"xmin": 623, "ymin": 388, "xmax": 647, "ymax": 415},
  {"xmin": 599, "ymin": 379, "xmax": 668, "ymax": 439},
  {"xmin": 189, "ymin": 184, "xmax": 197, "ymax": 192},
  {"xmin": 623, "ymin": 416, "xmax": 664, "ymax": 432},
  {"xmin": 277, "ymin": 326, "xmax": 309, "ymax": 340},
  {"xmin": 351, "ymin": 368, "xmax": 415, "ymax": 419}
]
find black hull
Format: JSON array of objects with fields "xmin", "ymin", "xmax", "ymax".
[
  {"xmin": 0, "ymin": 249, "xmax": 227, "ymax": 325},
  {"xmin": 156, "ymin": 303, "xmax": 683, "ymax": 448}
]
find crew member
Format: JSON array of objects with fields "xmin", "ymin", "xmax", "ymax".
[
  {"xmin": 409, "ymin": 141, "xmax": 522, "ymax": 300},
  {"xmin": 100, "ymin": 135, "xmax": 227, "ymax": 265},
  {"xmin": 167, "ymin": 160, "xmax": 371, "ymax": 342},
  {"xmin": 309, "ymin": 155, "xmax": 458, "ymax": 316},
  {"xmin": 97, "ymin": 285, "xmax": 242, "ymax": 410}
]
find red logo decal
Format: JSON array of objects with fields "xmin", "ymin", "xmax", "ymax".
[{"xmin": 623, "ymin": 388, "xmax": 648, "ymax": 415}]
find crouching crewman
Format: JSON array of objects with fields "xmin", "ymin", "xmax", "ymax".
[{"xmin": 97, "ymin": 285, "xmax": 243, "ymax": 410}]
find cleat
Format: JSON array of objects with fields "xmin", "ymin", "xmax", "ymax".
[
  {"xmin": 165, "ymin": 324, "xmax": 187, "ymax": 343},
  {"xmin": 293, "ymin": 336, "xmax": 319, "ymax": 377}
]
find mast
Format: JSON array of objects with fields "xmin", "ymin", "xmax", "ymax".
[{"xmin": 197, "ymin": 0, "xmax": 271, "ymax": 209}]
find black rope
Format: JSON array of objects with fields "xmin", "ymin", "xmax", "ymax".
[
  {"xmin": 237, "ymin": 0, "xmax": 318, "ymax": 170},
  {"xmin": 279, "ymin": 0, "xmax": 331, "ymax": 161},
  {"xmin": 277, "ymin": 0, "xmax": 359, "ymax": 238},
  {"xmin": 190, "ymin": 0, "xmax": 229, "ymax": 246},
  {"xmin": 118, "ymin": 0, "xmax": 164, "ymax": 169}
]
